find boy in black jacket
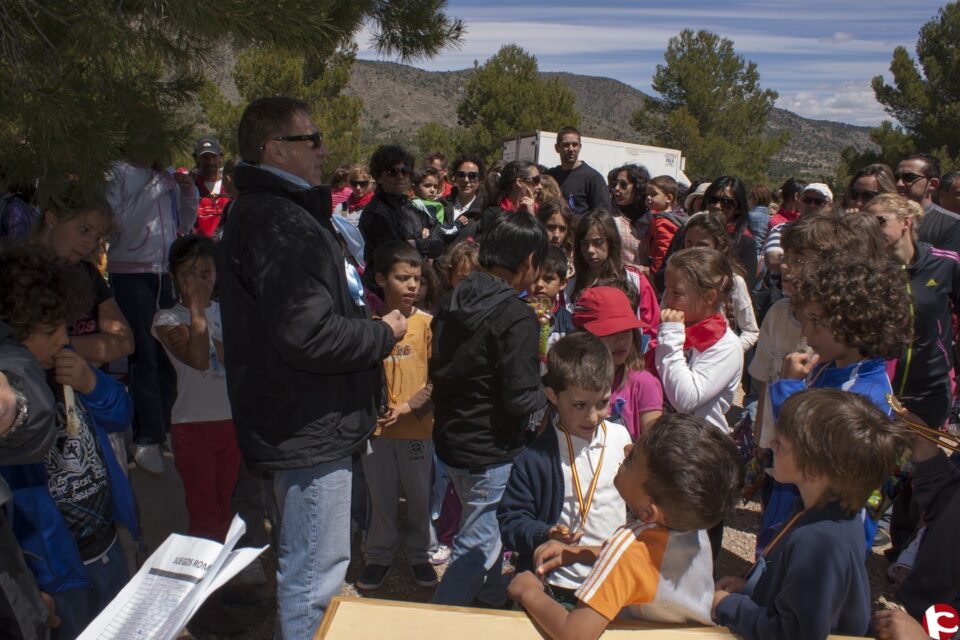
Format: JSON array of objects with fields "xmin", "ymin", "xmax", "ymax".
[
  {"xmin": 713, "ymin": 388, "xmax": 906, "ymax": 639},
  {"xmin": 430, "ymin": 209, "xmax": 549, "ymax": 607}
]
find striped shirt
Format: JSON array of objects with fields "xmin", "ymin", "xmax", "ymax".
[{"xmin": 575, "ymin": 520, "xmax": 715, "ymax": 625}]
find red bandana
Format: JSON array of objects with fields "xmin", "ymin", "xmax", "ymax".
[{"xmin": 684, "ymin": 313, "xmax": 728, "ymax": 352}]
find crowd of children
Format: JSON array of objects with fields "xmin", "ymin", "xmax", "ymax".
[{"xmin": 2, "ymin": 129, "xmax": 960, "ymax": 640}]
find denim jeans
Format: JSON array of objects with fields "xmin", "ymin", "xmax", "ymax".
[
  {"xmin": 52, "ymin": 537, "xmax": 129, "ymax": 640},
  {"xmin": 431, "ymin": 461, "xmax": 512, "ymax": 606},
  {"xmin": 272, "ymin": 457, "xmax": 352, "ymax": 640},
  {"xmin": 110, "ymin": 273, "xmax": 176, "ymax": 445}
]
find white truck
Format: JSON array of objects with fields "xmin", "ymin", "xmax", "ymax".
[{"xmin": 501, "ymin": 131, "xmax": 688, "ymax": 185}]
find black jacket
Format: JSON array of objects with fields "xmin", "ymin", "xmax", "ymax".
[
  {"xmin": 217, "ymin": 164, "xmax": 395, "ymax": 470},
  {"xmin": 430, "ymin": 271, "xmax": 547, "ymax": 470},
  {"xmin": 358, "ymin": 189, "xmax": 445, "ymax": 267},
  {"xmin": 893, "ymin": 241, "xmax": 960, "ymax": 426},
  {"xmin": 919, "ymin": 203, "xmax": 960, "ymax": 254},
  {"xmin": 0, "ymin": 321, "xmax": 55, "ymax": 639}
]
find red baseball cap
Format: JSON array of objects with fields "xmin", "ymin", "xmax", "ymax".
[{"xmin": 572, "ymin": 286, "xmax": 648, "ymax": 337}]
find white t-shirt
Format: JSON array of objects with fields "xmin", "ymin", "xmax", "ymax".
[
  {"xmin": 549, "ymin": 420, "xmax": 630, "ymax": 589},
  {"xmin": 747, "ymin": 298, "xmax": 807, "ymax": 447},
  {"xmin": 151, "ymin": 302, "xmax": 232, "ymax": 424}
]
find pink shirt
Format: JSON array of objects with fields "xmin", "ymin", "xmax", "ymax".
[{"xmin": 609, "ymin": 369, "xmax": 663, "ymax": 440}]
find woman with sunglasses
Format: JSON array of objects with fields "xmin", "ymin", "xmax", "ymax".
[
  {"xmin": 609, "ymin": 164, "xmax": 651, "ymax": 265},
  {"xmin": 703, "ymin": 176, "xmax": 758, "ymax": 289},
  {"xmin": 465, "ymin": 161, "xmax": 543, "ymax": 240},
  {"xmin": 359, "ymin": 145, "xmax": 444, "ymax": 278},
  {"xmin": 844, "ymin": 163, "xmax": 897, "ymax": 212},
  {"xmin": 445, "ymin": 154, "xmax": 486, "ymax": 227}
]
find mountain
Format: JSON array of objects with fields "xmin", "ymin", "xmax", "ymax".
[{"xmin": 344, "ymin": 59, "xmax": 877, "ymax": 180}]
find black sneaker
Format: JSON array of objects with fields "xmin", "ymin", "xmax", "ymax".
[
  {"xmin": 356, "ymin": 564, "xmax": 390, "ymax": 590},
  {"xmin": 411, "ymin": 563, "xmax": 438, "ymax": 587}
]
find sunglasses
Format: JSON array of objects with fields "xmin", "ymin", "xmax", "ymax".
[
  {"xmin": 801, "ymin": 196, "xmax": 826, "ymax": 207},
  {"xmin": 850, "ymin": 189, "xmax": 879, "ymax": 202},
  {"xmin": 519, "ymin": 175, "xmax": 541, "ymax": 185},
  {"xmin": 267, "ymin": 131, "xmax": 323, "ymax": 149},
  {"xmin": 895, "ymin": 171, "xmax": 928, "ymax": 184},
  {"xmin": 709, "ymin": 195, "xmax": 736, "ymax": 208},
  {"xmin": 383, "ymin": 166, "xmax": 412, "ymax": 178},
  {"xmin": 455, "ymin": 171, "xmax": 480, "ymax": 181},
  {"xmin": 350, "ymin": 180, "xmax": 370, "ymax": 188}
]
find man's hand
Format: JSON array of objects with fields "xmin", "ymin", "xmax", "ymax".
[
  {"xmin": 53, "ymin": 350, "xmax": 96, "ymax": 394},
  {"xmin": 507, "ymin": 570, "xmax": 543, "ymax": 604},
  {"xmin": 0, "ymin": 372, "xmax": 18, "ymax": 436},
  {"xmin": 782, "ymin": 351, "xmax": 819, "ymax": 380},
  {"xmin": 380, "ymin": 310, "xmax": 408, "ymax": 340},
  {"xmin": 660, "ymin": 308, "xmax": 685, "ymax": 324}
]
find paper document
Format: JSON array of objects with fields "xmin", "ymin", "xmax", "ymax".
[{"xmin": 79, "ymin": 514, "xmax": 266, "ymax": 640}]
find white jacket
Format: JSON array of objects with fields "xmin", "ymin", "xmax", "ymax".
[
  {"xmin": 655, "ymin": 321, "xmax": 742, "ymax": 433},
  {"xmin": 106, "ymin": 161, "xmax": 198, "ymax": 273}
]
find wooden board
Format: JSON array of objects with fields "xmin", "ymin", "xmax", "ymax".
[
  {"xmin": 315, "ymin": 597, "xmax": 868, "ymax": 639},
  {"xmin": 316, "ymin": 596, "xmax": 737, "ymax": 639}
]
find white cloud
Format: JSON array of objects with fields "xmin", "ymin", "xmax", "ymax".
[
  {"xmin": 776, "ymin": 82, "xmax": 890, "ymax": 125},
  {"xmin": 820, "ymin": 31, "xmax": 855, "ymax": 44}
]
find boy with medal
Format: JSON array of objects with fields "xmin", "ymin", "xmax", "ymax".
[{"xmin": 498, "ymin": 333, "xmax": 632, "ymax": 605}]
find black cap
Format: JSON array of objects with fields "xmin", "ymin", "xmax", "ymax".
[{"xmin": 194, "ymin": 136, "xmax": 221, "ymax": 156}]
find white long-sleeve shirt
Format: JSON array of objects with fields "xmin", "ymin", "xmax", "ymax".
[
  {"xmin": 655, "ymin": 321, "xmax": 742, "ymax": 433},
  {"xmin": 730, "ymin": 274, "xmax": 759, "ymax": 352}
]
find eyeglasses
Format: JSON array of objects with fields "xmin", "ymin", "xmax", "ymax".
[
  {"xmin": 801, "ymin": 196, "xmax": 827, "ymax": 207},
  {"xmin": 383, "ymin": 166, "xmax": 412, "ymax": 178},
  {"xmin": 454, "ymin": 171, "xmax": 480, "ymax": 181},
  {"xmin": 519, "ymin": 175, "xmax": 541, "ymax": 185},
  {"xmin": 350, "ymin": 180, "xmax": 370, "ymax": 188},
  {"xmin": 783, "ymin": 255, "xmax": 808, "ymax": 268},
  {"xmin": 709, "ymin": 195, "xmax": 736, "ymax": 208},
  {"xmin": 264, "ymin": 131, "xmax": 323, "ymax": 150},
  {"xmin": 895, "ymin": 171, "xmax": 928, "ymax": 184},
  {"xmin": 850, "ymin": 189, "xmax": 879, "ymax": 203}
]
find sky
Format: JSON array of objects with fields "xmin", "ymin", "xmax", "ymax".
[{"xmin": 355, "ymin": 0, "xmax": 949, "ymax": 127}]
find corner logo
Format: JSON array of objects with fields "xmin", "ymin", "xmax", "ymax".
[{"xmin": 924, "ymin": 604, "xmax": 960, "ymax": 639}]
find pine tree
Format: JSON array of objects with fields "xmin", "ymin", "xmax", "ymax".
[
  {"xmin": 454, "ymin": 45, "xmax": 580, "ymax": 163},
  {"xmin": 0, "ymin": 0, "xmax": 463, "ymax": 205},
  {"xmin": 839, "ymin": 2, "xmax": 960, "ymax": 176},
  {"xmin": 630, "ymin": 30, "xmax": 787, "ymax": 183}
]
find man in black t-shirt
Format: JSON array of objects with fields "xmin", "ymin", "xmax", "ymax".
[{"xmin": 545, "ymin": 126, "xmax": 611, "ymax": 214}]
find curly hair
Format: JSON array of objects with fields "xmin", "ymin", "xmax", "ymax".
[
  {"xmin": 0, "ymin": 242, "xmax": 93, "ymax": 341},
  {"xmin": 790, "ymin": 253, "xmax": 911, "ymax": 359}
]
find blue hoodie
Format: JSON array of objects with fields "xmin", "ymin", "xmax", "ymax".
[{"xmin": 0, "ymin": 368, "xmax": 138, "ymax": 593}]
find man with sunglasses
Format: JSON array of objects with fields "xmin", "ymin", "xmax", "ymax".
[
  {"xmin": 545, "ymin": 126, "xmax": 611, "ymax": 215},
  {"xmin": 218, "ymin": 97, "xmax": 408, "ymax": 640},
  {"xmin": 898, "ymin": 154, "xmax": 960, "ymax": 254}
]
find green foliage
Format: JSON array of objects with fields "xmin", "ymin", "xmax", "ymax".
[
  {"xmin": 840, "ymin": 3, "xmax": 960, "ymax": 177},
  {"xmin": 453, "ymin": 45, "xmax": 580, "ymax": 163},
  {"xmin": 0, "ymin": 0, "xmax": 463, "ymax": 205},
  {"xmin": 201, "ymin": 45, "xmax": 364, "ymax": 171},
  {"xmin": 414, "ymin": 123, "xmax": 462, "ymax": 163},
  {"xmin": 629, "ymin": 29, "xmax": 787, "ymax": 184}
]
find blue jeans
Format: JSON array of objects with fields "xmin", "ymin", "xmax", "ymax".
[
  {"xmin": 431, "ymin": 462, "xmax": 512, "ymax": 606},
  {"xmin": 110, "ymin": 273, "xmax": 176, "ymax": 445},
  {"xmin": 272, "ymin": 457, "xmax": 352, "ymax": 640},
  {"xmin": 52, "ymin": 537, "xmax": 129, "ymax": 640}
]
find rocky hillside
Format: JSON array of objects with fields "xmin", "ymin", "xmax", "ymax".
[{"xmin": 345, "ymin": 59, "xmax": 877, "ymax": 180}]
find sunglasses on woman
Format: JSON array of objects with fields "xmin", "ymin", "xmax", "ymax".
[
  {"xmin": 519, "ymin": 175, "xmax": 541, "ymax": 185},
  {"xmin": 350, "ymin": 180, "xmax": 370, "ymax": 188},
  {"xmin": 455, "ymin": 171, "xmax": 480, "ymax": 181},
  {"xmin": 709, "ymin": 195, "xmax": 736, "ymax": 208}
]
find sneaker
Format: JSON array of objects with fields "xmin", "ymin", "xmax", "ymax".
[
  {"xmin": 429, "ymin": 544, "xmax": 451, "ymax": 566},
  {"xmin": 356, "ymin": 564, "xmax": 390, "ymax": 590},
  {"xmin": 411, "ymin": 563, "xmax": 438, "ymax": 588},
  {"xmin": 134, "ymin": 444, "xmax": 164, "ymax": 475},
  {"xmin": 238, "ymin": 557, "xmax": 268, "ymax": 586},
  {"xmin": 873, "ymin": 527, "xmax": 891, "ymax": 548}
]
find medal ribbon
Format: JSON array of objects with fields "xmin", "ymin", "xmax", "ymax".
[{"xmin": 562, "ymin": 421, "xmax": 607, "ymax": 531}]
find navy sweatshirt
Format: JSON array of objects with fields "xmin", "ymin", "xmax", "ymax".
[
  {"xmin": 496, "ymin": 425, "xmax": 565, "ymax": 572},
  {"xmin": 715, "ymin": 500, "xmax": 870, "ymax": 639}
]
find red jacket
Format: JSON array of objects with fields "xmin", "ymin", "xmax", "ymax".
[{"xmin": 194, "ymin": 175, "xmax": 231, "ymax": 237}]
